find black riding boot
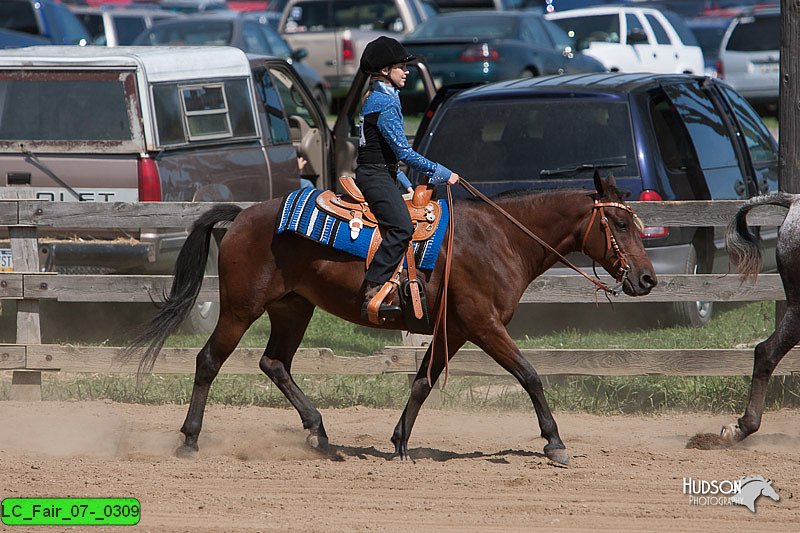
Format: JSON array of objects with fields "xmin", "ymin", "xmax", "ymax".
[{"xmin": 361, "ymin": 280, "xmax": 402, "ymax": 322}]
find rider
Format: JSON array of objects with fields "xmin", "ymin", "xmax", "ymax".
[{"xmin": 357, "ymin": 36, "xmax": 461, "ymax": 321}]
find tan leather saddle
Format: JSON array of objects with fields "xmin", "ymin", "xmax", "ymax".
[
  {"xmin": 316, "ymin": 176, "xmax": 442, "ymax": 243},
  {"xmin": 316, "ymin": 176, "xmax": 441, "ymax": 326}
]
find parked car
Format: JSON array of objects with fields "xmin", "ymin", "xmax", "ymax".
[
  {"xmin": 0, "ymin": 0, "xmax": 91, "ymax": 46},
  {"xmin": 0, "ymin": 45, "xmax": 324, "ymax": 335},
  {"xmin": 717, "ymin": 6, "xmax": 779, "ymax": 115},
  {"xmin": 132, "ymin": 11, "xmax": 332, "ymax": 114},
  {"xmin": 402, "ymin": 10, "xmax": 606, "ymax": 92},
  {"xmin": 411, "ymin": 72, "xmax": 779, "ymax": 326},
  {"xmin": 69, "ymin": 5, "xmax": 178, "ymax": 46},
  {"xmin": 278, "ymin": 0, "xmax": 437, "ymax": 100},
  {"xmin": 546, "ymin": 5, "xmax": 704, "ymax": 74},
  {"xmin": 686, "ymin": 15, "xmax": 732, "ymax": 78}
]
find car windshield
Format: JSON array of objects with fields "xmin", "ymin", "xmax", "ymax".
[
  {"xmin": 407, "ymin": 16, "xmax": 518, "ymax": 39},
  {"xmin": 727, "ymin": 15, "xmax": 779, "ymax": 52},
  {"xmin": 137, "ymin": 20, "xmax": 233, "ymax": 45},
  {"xmin": 423, "ymin": 100, "xmax": 638, "ymax": 183}
]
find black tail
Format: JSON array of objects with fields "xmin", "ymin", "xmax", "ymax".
[
  {"xmin": 726, "ymin": 192, "xmax": 794, "ymax": 281},
  {"xmin": 124, "ymin": 204, "xmax": 243, "ymax": 377}
]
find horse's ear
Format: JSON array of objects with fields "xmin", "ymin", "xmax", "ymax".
[
  {"xmin": 593, "ymin": 170, "xmax": 604, "ymax": 196},
  {"xmin": 606, "ymin": 173, "xmax": 617, "ymax": 189}
]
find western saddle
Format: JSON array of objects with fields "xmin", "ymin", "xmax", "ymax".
[{"xmin": 315, "ymin": 176, "xmax": 444, "ymax": 326}]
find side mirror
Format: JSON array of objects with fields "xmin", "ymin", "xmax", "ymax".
[
  {"xmin": 291, "ymin": 47, "xmax": 308, "ymax": 62},
  {"xmin": 626, "ymin": 29, "xmax": 648, "ymax": 45}
]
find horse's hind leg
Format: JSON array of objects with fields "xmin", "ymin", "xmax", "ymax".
[
  {"xmin": 471, "ymin": 320, "xmax": 567, "ymax": 465},
  {"xmin": 391, "ymin": 333, "xmax": 466, "ymax": 460},
  {"xmin": 179, "ymin": 311, "xmax": 256, "ymax": 457},
  {"xmin": 722, "ymin": 304, "xmax": 800, "ymax": 443},
  {"xmin": 257, "ymin": 293, "xmax": 330, "ymax": 451}
]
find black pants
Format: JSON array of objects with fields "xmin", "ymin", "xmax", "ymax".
[{"xmin": 356, "ymin": 164, "xmax": 413, "ymax": 285}]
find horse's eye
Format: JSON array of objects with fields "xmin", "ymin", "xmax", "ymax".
[{"xmin": 615, "ymin": 220, "xmax": 628, "ymax": 231}]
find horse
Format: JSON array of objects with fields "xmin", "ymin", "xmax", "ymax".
[
  {"xmin": 722, "ymin": 191, "xmax": 799, "ymax": 444},
  {"xmin": 731, "ymin": 475, "xmax": 780, "ymax": 513},
  {"xmin": 126, "ymin": 173, "xmax": 657, "ymax": 465}
]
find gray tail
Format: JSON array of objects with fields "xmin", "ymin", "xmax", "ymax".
[
  {"xmin": 123, "ymin": 204, "xmax": 243, "ymax": 378},
  {"xmin": 726, "ymin": 192, "xmax": 794, "ymax": 281}
]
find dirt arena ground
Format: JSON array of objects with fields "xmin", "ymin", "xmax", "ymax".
[{"xmin": 1, "ymin": 401, "xmax": 798, "ymax": 532}]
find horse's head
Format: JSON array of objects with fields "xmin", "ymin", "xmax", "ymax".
[{"xmin": 580, "ymin": 172, "xmax": 657, "ymax": 297}]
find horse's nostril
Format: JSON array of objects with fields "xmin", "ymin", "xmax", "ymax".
[{"xmin": 641, "ymin": 273, "xmax": 656, "ymax": 289}]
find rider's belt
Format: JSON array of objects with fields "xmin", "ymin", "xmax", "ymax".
[{"xmin": 362, "ymin": 163, "xmax": 399, "ymax": 173}]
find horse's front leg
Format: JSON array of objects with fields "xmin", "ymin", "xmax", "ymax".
[
  {"xmin": 391, "ymin": 334, "xmax": 466, "ymax": 460},
  {"xmin": 722, "ymin": 305, "xmax": 800, "ymax": 444},
  {"xmin": 471, "ymin": 319, "xmax": 568, "ymax": 465}
]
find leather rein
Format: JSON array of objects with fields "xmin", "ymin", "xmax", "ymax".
[{"xmin": 428, "ymin": 178, "xmax": 641, "ymax": 387}]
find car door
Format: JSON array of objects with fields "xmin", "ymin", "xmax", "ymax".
[
  {"xmin": 661, "ymin": 81, "xmax": 753, "ymax": 272},
  {"xmin": 520, "ymin": 15, "xmax": 563, "ymax": 75},
  {"xmin": 625, "ymin": 11, "xmax": 660, "ymax": 73},
  {"xmin": 642, "ymin": 12, "xmax": 678, "ymax": 74}
]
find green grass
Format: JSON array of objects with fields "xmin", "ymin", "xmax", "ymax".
[{"xmin": 3, "ymin": 301, "xmax": 798, "ymax": 414}]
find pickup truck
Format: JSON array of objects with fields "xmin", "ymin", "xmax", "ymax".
[
  {"xmin": 0, "ymin": 45, "xmax": 438, "ymax": 339},
  {"xmin": 278, "ymin": 0, "xmax": 436, "ymax": 100}
]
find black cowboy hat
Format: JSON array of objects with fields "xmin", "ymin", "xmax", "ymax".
[{"xmin": 360, "ymin": 36, "xmax": 416, "ymax": 74}]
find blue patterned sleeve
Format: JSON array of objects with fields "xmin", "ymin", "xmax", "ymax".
[
  {"xmin": 396, "ymin": 170, "xmax": 413, "ymax": 190},
  {"xmin": 377, "ymin": 103, "xmax": 452, "ymax": 185}
]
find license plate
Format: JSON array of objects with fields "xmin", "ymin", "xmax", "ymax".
[{"xmin": 0, "ymin": 249, "xmax": 12, "ymax": 271}]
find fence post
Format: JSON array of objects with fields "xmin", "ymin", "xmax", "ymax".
[
  {"xmin": 402, "ymin": 331, "xmax": 442, "ymax": 409},
  {"xmin": 4, "ymin": 189, "xmax": 42, "ymax": 401}
]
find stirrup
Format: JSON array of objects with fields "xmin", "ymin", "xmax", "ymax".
[{"xmin": 362, "ymin": 281, "xmax": 401, "ymax": 324}]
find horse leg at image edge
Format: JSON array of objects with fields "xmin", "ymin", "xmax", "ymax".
[
  {"xmin": 722, "ymin": 305, "xmax": 800, "ymax": 443},
  {"xmin": 178, "ymin": 313, "xmax": 254, "ymax": 457},
  {"xmin": 472, "ymin": 320, "xmax": 568, "ymax": 465},
  {"xmin": 391, "ymin": 333, "xmax": 466, "ymax": 460},
  {"xmin": 257, "ymin": 294, "xmax": 333, "ymax": 453}
]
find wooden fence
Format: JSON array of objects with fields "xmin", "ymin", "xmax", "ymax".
[{"xmin": 3, "ymin": 198, "xmax": 800, "ymax": 400}]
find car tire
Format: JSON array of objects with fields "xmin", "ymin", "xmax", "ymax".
[
  {"xmin": 179, "ymin": 238, "xmax": 220, "ymax": 335},
  {"xmin": 670, "ymin": 244, "xmax": 713, "ymax": 327}
]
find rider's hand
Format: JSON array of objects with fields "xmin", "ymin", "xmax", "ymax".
[{"xmin": 447, "ymin": 172, "xmax": 461, "ymax": 185}]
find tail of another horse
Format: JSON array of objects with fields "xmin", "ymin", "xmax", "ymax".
[
  {"xmin": 124, "ymin": 204, "xmax": 243, "ymax": 377},
  {"xmin": 726, "ymin": 192, "xmax": 794, "ymax": 281}
]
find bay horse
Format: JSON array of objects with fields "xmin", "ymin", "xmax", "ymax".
[
  {"xmin": 127, "ymin": 173, "xmax": 656, "ymax": 465},
  {"xmin": 723, "ymin": 191, "xmax": 799, "ymax": 444}
]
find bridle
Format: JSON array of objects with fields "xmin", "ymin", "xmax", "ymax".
[{"xmin": 581, "ymin": 199, "xmax": 644, "ymax": 295}]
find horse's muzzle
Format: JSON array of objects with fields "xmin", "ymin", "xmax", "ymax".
[{"xmin": 622, "ymin": 269, "xmax": 657, "ymax": 296}]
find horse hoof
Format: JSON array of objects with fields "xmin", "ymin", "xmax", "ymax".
[
  {"xmin": 307, "ymin": 433, "xmax": 330, "ymax": 451},
  {"xmin": 175, "ymin": 444, "xmax": 198, "ymax": 459},
  {"xmin": 545, "ymin": 447, "xmax": 569, "ymax": 466},
  {"xmin": 720, "ymin": 423, "xmax": 746, "ymax": 444}
]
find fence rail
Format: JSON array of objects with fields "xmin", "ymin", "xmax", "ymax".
[{"xmin": 0, "ymin": 198, "xmax": 794, "ymax": 399}]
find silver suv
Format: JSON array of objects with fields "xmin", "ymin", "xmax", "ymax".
[{"xmin": 718, "ymin": 7, "xmax": 779, "ymax": 114}]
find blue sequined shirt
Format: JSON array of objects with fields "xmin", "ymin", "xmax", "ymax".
[{"xmin": 359, "ymin": 80, "xmax": 452, "ymax": 187}]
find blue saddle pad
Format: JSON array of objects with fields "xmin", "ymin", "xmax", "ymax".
[{"xmin": 276, "ymin": 187, "xmax": 449, "ymax": 271}]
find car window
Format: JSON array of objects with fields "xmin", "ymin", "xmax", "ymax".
[
  {"xmin": 542, "ymin": 18, "xmax": 573, "ymax": 51},
  {"xmin": 113, "ymin": 16, "xmax": 148, "ymax": 45},
  {"xmin": 0, "ymin": 71, "xmax": 135, "ymax": 146},
  {"xmin": 521, "ymin": 17, "xmax": 550, "ymax": 47},
  {"xmin": 645, "ymin": 14, "xmax": 670, "ymax": 45},
  {"xmin": 266, "ymin": 66, "xmax": 320, "ymax": 130},
  {"xmin": 140, "ymin": 20, "xmax": 233, "ymax": 45},
  {"xmin": 625, "ymin": 13, "xmax": 647, "ymax": 45},
  {"xmin": 663, "ymin": 83, "xmax": 742, "ymax": 199},
  {"xmin": 648, "ymin": 91, "xmax": 703, "ymax": 198},
  {"xmin": 719, "ymin": 84, "xmax": 778, "ymax": 192},
  {"xmin": 75, "ymin": 13, "xmax": 104, "ymax": 42},
  {"xmin": 726, "ymin": 15, "xmax": 779, "ymax": 52},
  {"xmin": 260, "ymin": 23, "xmax": 292, "ymax": 58},
  {"xmin": 284, "ymin": 1, "xmax": 330, "ymax": 32},
  {"xmin": 242, "ymin": 20, "xmax": 272, "ymax": 53},
  {"xmin": 420, "ymin": 100, "xmax": 638, "ymax": 183},
  {"xmin": 551, "ymin": 14, "xmax": 620, "ymax": 49},
  {"xmin": 0, "ymin": 0, "xmax": 38, "ymax": 35},
  {"xmin": 286, "ymin": 0, "xmax": 403, "ymax": 33},
  {"xmin": 152, "ymin": 78, "xmax": 257, "ymax": 147},
  {"xmin": 254, "ymin": 69, "xmax": 292, "ymax": 144},
  {"xmin": 43, "ymin": 2, "xmax": 91, "ymax": 44}
]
